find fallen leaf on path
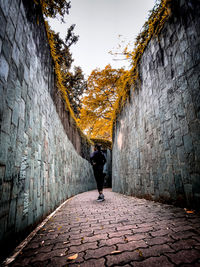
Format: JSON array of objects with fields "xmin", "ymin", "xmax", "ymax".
[
  {"xmin": 184, "ymin": 208, "xmax": 195, "ymax": 214},
  {"xmin": 63, "ymin": 241, "xmax": 68, "ymax": 244},
  {"xmin": 48, "ymin": 229, "xmax": 55, "ymax": 232},
  {"xmin": 186, "ymin": 210, "xmax": 195, "ymax": 214},
  {"xmin": 67, "ymin": 253, "xmax": 78, "ymax": 260},
  {"xmin": 41, "ymin": 241, "xmax": 44, "ymax": 245},
  {"xmin": 124, "ymin": 237, "xmax": 128, "ymax": 243},
  {"xmin": 136, "ymin": 249, "xmax": 143, "ymax": 257},
  {"xmin": 57, "ymin": 226, "xmax": 62, "ymax": 231},
  {"xmin": 111, "ymin": 250, "xmax": 121, "ymax": 254}
]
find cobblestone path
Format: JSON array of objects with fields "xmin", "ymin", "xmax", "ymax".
[{"xmin": 9, "ymin": 189, "xmax": 200, "ymax": 266}]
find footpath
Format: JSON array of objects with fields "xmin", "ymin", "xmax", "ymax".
[{"xmin": 6, "ymin": 189, "xmax": 200, "ymax": 266}]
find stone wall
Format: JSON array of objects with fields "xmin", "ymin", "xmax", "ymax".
[
  {"xmin": 0, "ymin": 0, "xmax": 95, "ymax": 254},
  {"xmin": 112, "ymin": 0, "xmax": 200, "ymax": 208}
]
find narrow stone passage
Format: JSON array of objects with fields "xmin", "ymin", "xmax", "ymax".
[{"xmin": 9, "ymin": 189, "xmax": 200, "ymax": 266}]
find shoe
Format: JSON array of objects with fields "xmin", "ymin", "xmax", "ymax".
[{"xmin": 97, "ymin": 194, "xmax": 104, "ymax": 202}]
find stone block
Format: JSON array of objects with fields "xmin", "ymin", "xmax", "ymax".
[
  {"xmin": 23, "ymin": 64, "xmax": 29, "ymax": 84},
  {"xmin": 9, "ymin": 0, "xmax": 19, "ymax": 26},
  {"xmin": 12, "ymin": 42, "xmax": 20, "ymax": 67},
  {"xmin": 19, "ymin": 99, "xmax": 25, "ymax": 121},
  {"xmin": 17, "ymin": 118, "xmax": 25, "ymax": 143},
  {"xmin": 174, "ymin": 128, "xmax": 183, "ymax": 147},
  {"xmin": 15, "ymin": 205, "xmax": 23, "ymax": 232},
  {"xmin": 174, "ymin": 174, "xmax": 184, "ymax": 195},
  {"xmin": 177, "ymin": 146, "xmax": 186, "ymax": 162},
  {"xmin": 189, "ymin": 120, "xmax": 200, "ymax": 143},
  {"xmin": 183, "ymin": 134, "xmax": 193, "ymax": 153},
  {"xmin": 0, "ymin": 165, "xmax": 5, "ymax": 196},
  {"xmin": 1, "ymin": 181, "xmax": 11, "ymax": 202},
  {"xmin": 0, "ymin": 132, "xmax": 10, "ymax": 164},
  {"xmin": 6, "ymin": 80, "xmax": 15, "ymax": 109},
  {"xmin": 186, "ymin": 103, "xmax": 196, "ymax": 122},
  {"xmin": 15, "ymin": 80, "xmax": 21, "ymax": 101},
  {"xmin": 0, "ymin": 7, "xmax": 6, "ymax": 39},
  {"xmin": 0, "ymin": 54, "xmax": 9, "ymax": 82},
  {"xmin": 0, "ymin": 215, "xmax": 7, "ymax": 240},
  {"xmin": 1, "ymin": 106, "xmax": 11, "ymax": 134},
  {"xmin": 8, "ymin": 198, "xmax": 17, "ymax": 228},
  {"xmin": 15, "ymin": 16, "xmax": 24, "ymax": 46},
  {"xmin": 18, "ymin": 61, "xmax": 24, "ymax": 85},
  {"xmin": 6, "ymin": 18, "xmax": 15, "ymax": 43},
  {"xmin": 2, "ymin": 37, "xmax": 12, "ymax": 63},
  {"xmin": 183, "ymin": 184, "xmax": 193, "ymax": 206},
  {"xmin": 0, "ymin": 38, "xmax": 2, "ymax": 53}
]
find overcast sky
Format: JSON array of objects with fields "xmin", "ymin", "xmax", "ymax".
[{"xmin": 49, "ymin": 0, "xmax": 156, "ymax": 77}]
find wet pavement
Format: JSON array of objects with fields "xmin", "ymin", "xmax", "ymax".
[{"xmin": 6, "ymin": 189, "xmax": 200, "ymax": 266}]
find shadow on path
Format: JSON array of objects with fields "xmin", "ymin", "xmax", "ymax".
[{"xmin": 5, "ymin": 189, "xmax": 200, "ymax": 266}]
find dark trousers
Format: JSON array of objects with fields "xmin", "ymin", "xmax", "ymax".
[{"xmin": 93, "ymin": 167, "xmax": 105, "ymax": 192}]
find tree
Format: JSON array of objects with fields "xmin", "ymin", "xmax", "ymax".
[
  {"xmin": 64, "ymin": 66, "xmax": 87, "ymax": 117},
  {"xmin": 37, "ymin": 0, "xmax": 87, "ymax": 117},
  {"xmin": 48, "ymin": 28, "xmax": 87, "ymax": 116},
  {"xmin": 38, "ymin": 0, "xmax": 71, "ymax": 21},
  {"xmin": 77, "ymin": 65, "xmax": 128, "ymax": 140}
]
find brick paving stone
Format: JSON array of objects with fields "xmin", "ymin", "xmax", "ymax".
[
  {"xmin": 113, "ymin": 265, "xmax": 131, "ymax": 267},
  {"xmin": 132, "ymin": 255, "xmax": 175, "ymax": 267},
  {"xmin": 124, "ymin": 233, "xmax": 149, "ymax": 242},
  {"xmin": 166, "ymin": 249, "xmax": 200, "ymax": 265},
  {"xmin": 150, "ymin": 228, "xmax": 174, "ymax": 237},
  {"xmin": 140, "ymin": 244, "xmax": 175, "ymax": 258},
  {"xmin": 181, "ymin": 263, "xmax": 200, "ymax": 267},
  {"xmin": 169, "ymin": 239, "xmax": 200, "ymax": 251},
  {"xmin": 116, "ymin": 224, "xmax": 138, "ymax": 231},
  {"xmin": 8, "ymin": 189, "xmax": 200, "ymax": 267},
  {"xmin": 106, "ymin": 250, "xmax": 141, "ymax": 266},
  {"xmin": 99, "ymin": 236, "xmax": 125, "ymax": 247},
  {"xmin": 67, "ymin": 242, "xmax": 98, "ymax": 254},
  {"xmin": 170, "ymin": 230, "xmax": 196, "ymax": 241},
  {"xmin": 85, "ymin": 245, "xmax": 116, "ymax": 260},
  {"xmin": 75, "ymin": 257, "xmax": 105, "ymax": 267},
  {"xmin": 108, "ymin": 230, "xmax": 132, "ymax": 238},
  {"xmin": 145, "ymin": 236, "xmax": 174, "ymax": 246},
  {"xmin": 117, "ymin": 240, "xmax": 148, "ymax": 251}
]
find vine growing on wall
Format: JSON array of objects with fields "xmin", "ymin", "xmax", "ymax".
[
  {"xmin": 112, "ymin": 0, "xmax": 172, "ymax": 126},
  {"xmin": 34, "ymin": 0, "xmax": 92, "ymax": 143}
]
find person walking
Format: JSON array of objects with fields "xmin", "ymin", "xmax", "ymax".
[{"xmin": 90, "ymin": 144, "xmax": 106, "ymax": 202}]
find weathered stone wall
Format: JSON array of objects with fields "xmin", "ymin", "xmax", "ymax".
[
  {"xmin": 0, "ymin": 0, "xmax": 95, "ymax": 252},
  {"xmin": 112, "ymin": 0, "xmax": 200, "ymax": 208}
]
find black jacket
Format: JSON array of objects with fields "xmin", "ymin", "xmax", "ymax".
[{"xmin": 90, "ymin": 150, "xmax": 106, "ymax": 170}]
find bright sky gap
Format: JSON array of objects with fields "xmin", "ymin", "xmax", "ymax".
[{"xmin": 49, "ymin": 0, "xmax": 156, "ymax": 77}]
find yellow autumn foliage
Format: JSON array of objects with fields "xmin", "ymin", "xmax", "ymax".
[{"xmin": 78, "ymin": 65, "xmax": 127, "ymax": 141}]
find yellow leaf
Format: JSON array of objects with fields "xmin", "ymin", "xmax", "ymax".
[
  {"xmin": 136, "ymin": 249, "xmax": 143, "ymax": 257},
  {"xmin": 184, "ymin": 208, "xmax": 195, "ymax": 214},
  {"xmin": 111, "ymin": 250, "xmax": 121, "ymax": 254},
  {"xmin": 124, "ymin": 237, "xmax": 128, "ymax": 243},
  {"xmin": 67, "ymin": 253, "xmax": 78, "ymax": 260},
  {"xmin": 186, "ymin": 210, "xmax": 195, "ymax": 214}
]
